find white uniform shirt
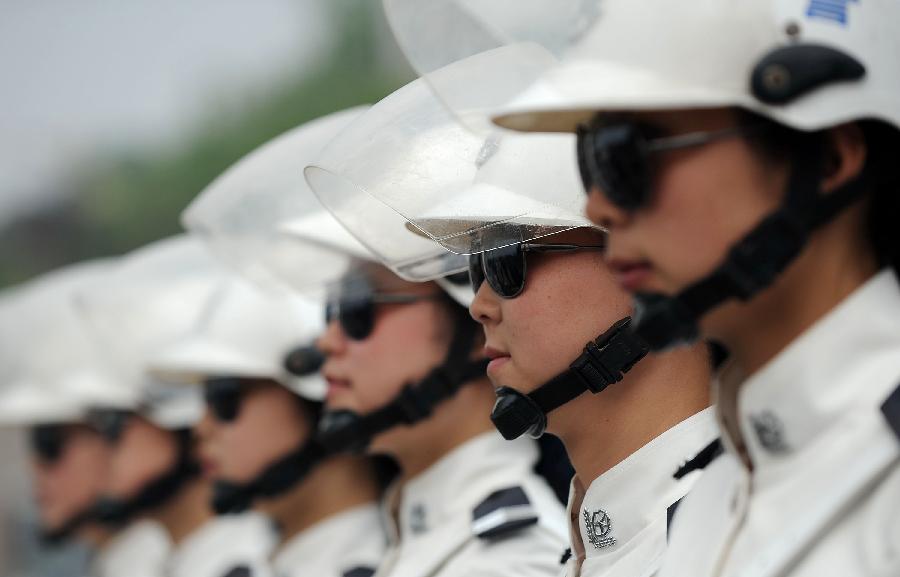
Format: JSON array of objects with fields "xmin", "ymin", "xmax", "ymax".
[
  {"xmin": 166, "ymin": 513, "xmax": 277, "ymax": 577},
  {"xmin": 374, "ymin": 431, "xmax": 568, "ymax": 577},
  {"xmin": 271, "ymin": 503, "xmax": 386, "ymax": 577},
  {"xmin": 660, "ymin": 269, "xmax": 900, "ymax": 577},
  {"xmin": 561, "ymin": 408, "xmax": 718, "ymax": 577},
  {"xmin": 93, "ymin": 519, "xmax": 172, "ymax": 577}
]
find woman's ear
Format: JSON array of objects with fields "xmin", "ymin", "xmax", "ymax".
[{"xmin": 821, "ymin": 122, "xmax": 867, "ymax": 194}]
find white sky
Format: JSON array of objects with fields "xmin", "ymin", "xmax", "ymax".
[{"xmin": 0, "ymin": 0, "xmax": 331, "ymax": 222}]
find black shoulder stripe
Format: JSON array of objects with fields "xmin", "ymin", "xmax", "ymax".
[
  {"xmin": 666, "ymin": 497, "xmax": 683, "ymax": 540},
  {"xmin": 673, "ymin": 439, "xmax": 723, "ymax": 480},
  {"xmin": 881, "ymin": 383, "xmax": 900, "ymax": 442},
  {"xmin": 471, "ymin": 486, "xmax": 538, "ymax": 539},
  {"xmin": 221, "ymin": 566, "xmax": 252, "ymax": 577},
  {"xmin": 342, "ymin": 566, "xmax": 376, "ymax": 577}
]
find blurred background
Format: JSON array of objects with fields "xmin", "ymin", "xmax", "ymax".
[{"xmin": 0, "ymin": 1, "xmax": 413, "ymax": 574}]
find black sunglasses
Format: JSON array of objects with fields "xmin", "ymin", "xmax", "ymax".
[
  {"xmin": 468, "ymin": 242, "xmax": 606, "ymax": 299},
  {"xmin": 87, "ymin": 409, "xmax": 133, "ymax": 444},
  {"xmin": 576, "ymin": 119, "xmax": 753, "ymax": 211},
  {"xmin": 30, "ymin": 424, "xmax": 69, "ymax": 463},
  {"xmin": 325, "ymin": 292, "xmax": 439, "ymax": 341},
  {"xmin": 204, "ymin": 377, "xmax": 256, "ymax": 423}
]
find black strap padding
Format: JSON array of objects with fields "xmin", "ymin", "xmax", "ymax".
[
  {"xmin": 212, "ymin": 440, "xmax": 326, "ymax": 514},
  {"xmin": 317, "ymin": 297, "xmax": 488, "ymax": 454},
  {"xmin": 526, "ymin": 318, "xmax": 649, "ymax": 415},
  {"xmin": 94, "ymin": 429, "xmax": 200, "ymax": 527}
]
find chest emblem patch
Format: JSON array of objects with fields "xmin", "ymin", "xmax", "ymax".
[{"xmin": 583, "ymin": 509, "xmax": 616, "ymax": 549}]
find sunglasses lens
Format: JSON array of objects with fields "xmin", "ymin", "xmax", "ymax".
[
  {"xmin": 30, "ymin": 425, "xmax": 66, "ymax": 462},
  {"xmin": 205, "ymin": 379, "xmax": 244, "ymax": 422},
  {"xmin": 468, "ymin": 255, "xmax": 485, "ymax": 293},
  {"xmin": 580, "ymin": 123, "xmax": 652, "ymax": 211},
  {"xmin": 340, "ymin": 298, "xmax": 375, "ymax": 341},
  {"xmin": 483, "ymin": 244, "xmax": 527, "ymax": 299},
  {"xmin": 89, "ymin": 410, "xmax": 130, "ymax": 443}
]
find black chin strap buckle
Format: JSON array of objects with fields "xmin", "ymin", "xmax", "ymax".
[{"xmin": 574, "ymin": 318, "xmax": 649, "ymax": 393}]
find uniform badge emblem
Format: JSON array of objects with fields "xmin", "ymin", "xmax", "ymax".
[
  {"xmin": 583, "ymin": 509, "xmax": 616, "ymax": 549},
  {"xmin": 750, "ymin": 410, "xmax": 791, "ymax": 454},
  {"xmin": 409, "ymin": 503, "xmax": 427, "ymax": 534}
]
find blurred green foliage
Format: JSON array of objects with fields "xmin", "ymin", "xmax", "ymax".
[{"xmin": 0, "ymin": 1, "xmax": 413, "ymax": 287}]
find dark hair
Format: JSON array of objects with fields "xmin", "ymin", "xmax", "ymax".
[{"xmin": 738, "ymin": 110, "xmax": 900, "ymax": 279}]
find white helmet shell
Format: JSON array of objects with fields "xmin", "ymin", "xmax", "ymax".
[
  {"xmin": 148, "ymin": 275, "xmax": 326, "ymax": 401},
  {"xmin": 0, "ymin": 260, "xmax": 135, "ymax": 426},
  {"xmin": 74, "ymin": 235, "xmax": 228, "ymax": 430}
]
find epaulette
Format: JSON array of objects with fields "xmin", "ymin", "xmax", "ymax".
[
  {"xmin": 342, "ymin": 566, "xmax": 376, "ymax": 577},
  {"xmin": 673, "ymin": 439, "xmax": 723, "ymax": 480},
  {"xmin": 881, "ymin": 383, "xmax": 900, "ymax": 443},
  {"xmin": 666, "ymin": 498, "xmax": 683, "ymax": 539},
  {"xmin": 471, "ymin": 486, "xmax": 539, "ymax": 539}
]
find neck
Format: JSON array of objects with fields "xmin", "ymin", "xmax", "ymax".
[
  {"xmin": 150, "ymin": 478, "xmax": 212, "ymax": 545},
  {"xmin": 78, "ymin": 523, "xmax": 113, "ymax": 548},
  {"xmin": 386, "ymin": 378, "xmax": 496, "ymax": 483},
  {"xmin": 268, "ymin": 454, "xmax": 380, "ymax": 545},
  {"xmin": 551, "ymin": 344, "xmax": 711, "ymax": 484}
]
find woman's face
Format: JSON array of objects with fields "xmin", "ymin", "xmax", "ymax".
[
  {"xmin": 30, "ymin": 424, "xmax": 111, "ymax": 533},
  {"xmin": 194, "ymin": 380, "xmax": 311, "ymax": 485},
  {"xmin": 584, "ymin": 108, "xmax": 788, "ymax": 311},
  {"xmin": 469, "ymin": 228, "xmax": 631, "ymax": 418},
  {"xmin": 317, "ymin": 267, "xmax": 451, "ymax": 454},
  {"xmin": 104, "ymin": 415, "xmax": 179, "ymax": 499}
]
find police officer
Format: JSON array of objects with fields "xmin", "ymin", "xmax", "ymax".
[
  {"xmin": 149, "ymin": 271, "xmax": 387, "ymax": 577},
  {"xmin": 302, "ymin": 68, "xmax": 721, "ymax": 577},
  {"xmin": 77, "ymin": 235, "xmax": 276, "ymax": 577},
  {"xmin": 183, "ymin": 106, "xmax": 570, "ymax": 577},
  {"xmin": 0, "ymin": 260, "xmax": 145, "ymax": 571},
  {"xmin": 473, "ymin": 1, "xmax": 900, "ymax": 576}
]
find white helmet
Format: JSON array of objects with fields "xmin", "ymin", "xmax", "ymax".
[
  {"xmin": 73, "ymin": 235, "xmax": 229, "ymax": 430},
  {"xmin": 384, "ymin": 0, "xmax": 900, "ymax": 134},
  {"xmin": 148, "ymin": 275, "xmax": 326, "ymax": 401},
  {"xmin": 0, "ymin": 260, "xmax": 135, "ymax": 427}
]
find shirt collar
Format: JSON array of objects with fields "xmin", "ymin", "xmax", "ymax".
[
  {"xmin": 274, "ymin": 503, "xmax": 385, "ymax": 574},
  {"xmin": 573, "ymin": 408, "xmax": 719, "ymax": 564},
  {"xmin": 389, "ymin": 431, "xmax": 539, "ymax": 540},
  {"xmin": 168, "ymin": 514, "xmax": 275, "ymax": 576},
  {"xmin": 733, "ymin": 269, "xmax": 900, "ymax": 469}
]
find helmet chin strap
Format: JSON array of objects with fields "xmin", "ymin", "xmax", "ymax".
[
  {"xmin": 93, "ymin": 429, "xmax": 200, "ymax": 527},
  {"xmin": 490, "ymin": 317, "xmax": 649, "ymax": 440},
  {"xmin": 39, "ymin": 504, "xmax": 100, "ymax": 546},
  {"xmin": 211, "ymin": 439, "xmax": 326, "ymax": 515},
  {"xmin": 316, "ymin": 299, "xmax": 489, "ymax": 454},
  {"xmin": 632, "ymin": 138, "xmax": 868, "ymax": 351}
]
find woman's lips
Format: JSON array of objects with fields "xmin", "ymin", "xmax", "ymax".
[
  {"xmin": 607, "ymin": 259, "xmax": 654, "ymax": 292},
  {"xmin": 325, "ymin": 377, "xmax": 352, "ymax": 402},
  {"xmin": 200, "ymin": 457, "xmax": 219, "ymax": 478},
  {"xmin": 483, "ymin": 346, "xmax": 511, "ymax": 375}
]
